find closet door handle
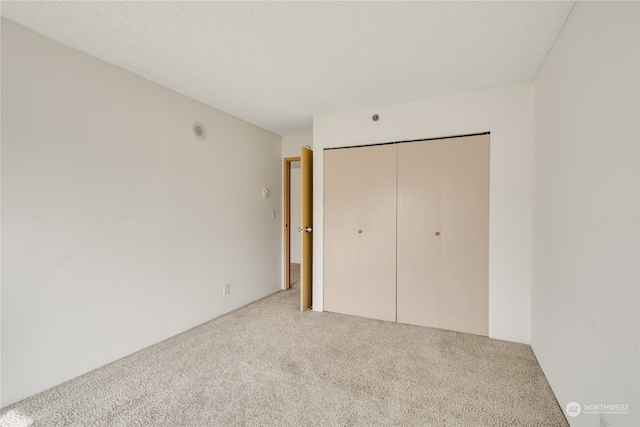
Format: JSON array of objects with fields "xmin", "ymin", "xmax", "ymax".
[{"xmin": 435, "ymin": 231, "xmax": 440, "ymax": 236}]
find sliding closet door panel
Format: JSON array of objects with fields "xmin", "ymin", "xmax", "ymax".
[
  {"xmin": 440, "ymin": 135, "xmax": 490, "ymax": 336},
  {"xmin": 324, "ymin": 148, "xmax": 359, "ymax": 316},
  {"xmin": 357, "ymin": 144, "xmax": 397, "ymax": 322},
  {"xmin": 397, "ymin": 140, "xmax": 441, "ymax": 328}
]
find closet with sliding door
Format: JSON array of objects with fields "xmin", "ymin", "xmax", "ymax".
[{"xmin": 323, "ymin": 134, "xmax": 489, "ymax": 336}]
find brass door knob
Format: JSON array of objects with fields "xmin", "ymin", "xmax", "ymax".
[
  {"xmin": 358, "ymin": 230, "xmax": 363, "ymax": 234},
  {"xmin": 435, "ymin": 231, "xmax": 440, "ymax": 236}
]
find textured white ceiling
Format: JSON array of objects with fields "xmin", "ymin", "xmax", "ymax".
[{"xmin": 1, "ymin": 1, "xmax": 574, "ymax": 137}]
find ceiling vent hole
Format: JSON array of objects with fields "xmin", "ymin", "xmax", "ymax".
[{"xmin": 192, "ymin": 122, "xmax": 206, "ymax": 140}]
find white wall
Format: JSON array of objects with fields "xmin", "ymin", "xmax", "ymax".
[
  {"xmin": 531, "ymin": 2, "xmax": 639, "ymax": 426},
  {"xmin": 1, "ymin": 19, "xmax": 282, "ymax": 407},
  {"xmin": 290, "ymin": 166, "xmax": 301, "ymax": 264},
  {"xmin": 313, "ymin": 83, "xmax": 534, "ymax": 344},
  {"xmin": 282, "ymin": 134, "xmax": 312, "ymax": 158}
]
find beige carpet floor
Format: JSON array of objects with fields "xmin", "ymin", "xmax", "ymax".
[{"xmin": 0, "ymin": 264, "xmax": 567, "ymax": 426}]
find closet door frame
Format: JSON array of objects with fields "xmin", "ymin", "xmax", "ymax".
[{"xmin": 323, "ymin": 132, "xmax": 489, "ymax": 336}]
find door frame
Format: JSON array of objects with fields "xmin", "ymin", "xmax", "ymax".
[{"xmin": 283, "ymin": 156, "xmax": 300, "ymax": 290}]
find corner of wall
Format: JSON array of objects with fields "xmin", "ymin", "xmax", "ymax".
[
  {"xmin": 1, "ymin": 20, "xmax": 283, "ymax": 406},
  {"xmin": 531, "ymin": 2, "xmax": 639, "ymax": 425}
]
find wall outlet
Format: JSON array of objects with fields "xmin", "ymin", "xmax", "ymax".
[{"xmin": 223, "ymin": 283, "xmax": 231, "ymax": 296}]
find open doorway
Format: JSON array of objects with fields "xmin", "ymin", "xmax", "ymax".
[
  {"xmin": 283, "ymin": 157, "xmax": 300, "ymax": 290},
  {"xmin": 284, "ymin": 147, "xmax": 313, "ymax": 311}
]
